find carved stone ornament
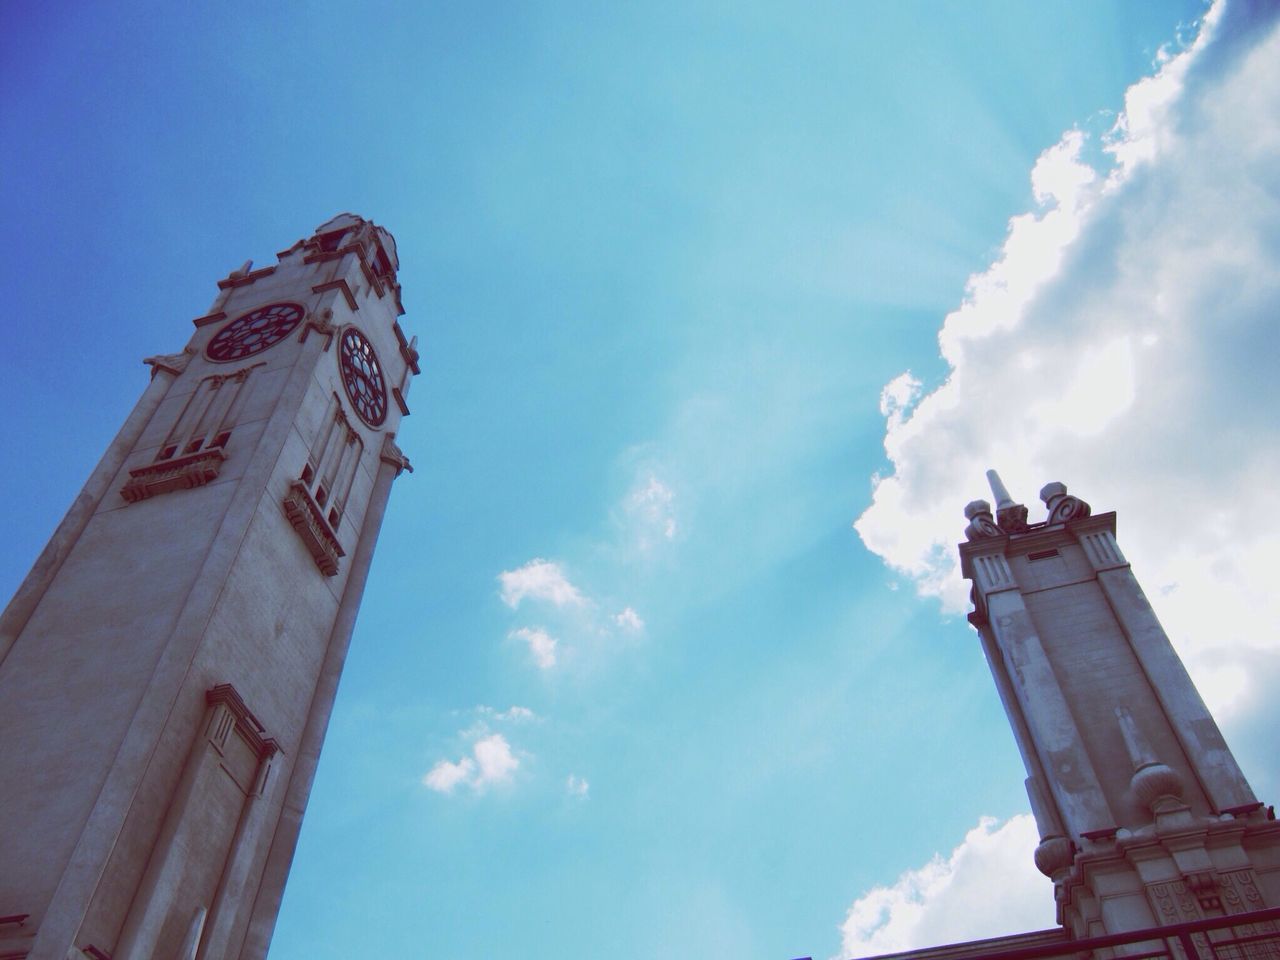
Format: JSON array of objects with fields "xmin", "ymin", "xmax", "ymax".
[
  {"xmin": 1033, "ymin": 834, "xmax": 1075, "ymax": 879},
  {"xmin": 996, "ymin": 501, "xmax": 1030, "ymax": 534},
  {"xmin": 1041, "ymin": 481, "xmax": 1092, "ymax": 525},
  {"xmin": 299, "ymin": 307, "xmax": 337, "ymax": 349},
  {"xmin": 963, "ymin": 499, "xmax": 1002, "ymax": 541},
  {"xmin": 143, "ymin": 348, "xmax": 196, "ymax": 379},
  {"xmin": 380, "ymin": 433, "xmax": 413, "ymax": 476},
  {"xmin": 121, "ymin": 450, "xmax": 226, "ymax": 503},
  {"xmin": 283, "ymin": 480, "xmax": 345, "ymax": 576}
]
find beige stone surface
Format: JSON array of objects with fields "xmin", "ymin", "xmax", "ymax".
[{"xmin": 0, "ymin": 215, "xmax": 415, "ymax": 960}]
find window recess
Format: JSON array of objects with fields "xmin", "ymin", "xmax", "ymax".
[{"xmin": 121, "ymin": 365, "xmax": 260, "ymax": 503}]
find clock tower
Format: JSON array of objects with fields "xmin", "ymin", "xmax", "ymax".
[
  {"xmin": 960, "ymin": 472, "xmax": 1280, "ymax": 938},
  {"xmin": 0, "ymin": 214, "xmax": 419, "ymax": 960}
]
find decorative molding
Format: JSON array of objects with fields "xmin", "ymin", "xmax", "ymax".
[
  {"xmin": 191, "ymin": 310, "xmax": 227, "ymax": 328},
  {"xmin": 312, "ymin": 279, "xmax": 358, "ymax": 311},
  {"xmin": 1075, "ymin": 527, "xmax": 1127, "ymax": 571},
  {"xmin": 1148, "ymin": 878, "xmax": 1203, "ymax": 923},
  {"xmin": 963, "ymin": 499, "xmax": 1002, "ymax": 541},
  {"xmin": 394, "ymin": 322, "xmax": 421, "ymax": 374},
  {"xmin": 972, "ymin": 552, "xmax": 1016, "ymax": 594},
  {"xmin": 997, "ymin": 501, "xmax": 1030, "ymax": 534},
  {"xmin": 380, "ymin": 434, "xmax": 413, "ymax": 476},
  {"xmin": 205, "ymin": 683, "xmax": 278, "ymax": 761},
  {"xmin": 298, "ymin": 307, "xmax": 337, "ymax": 350},
  {"xmin": 120, "ymin": 449, "xmax": 226, "ymax": 503},
  {"xmin": 1041, "ymin": 481, "xmax": 1092, "ymax": 525},
  {"xmin": 1034, "ymin": 835, "xmax": 1075, "ymax": 879},
  {"xmin": 283, "ymin": 479, "xmax": 345, "ymax": 576},
  {"xmin": 143, "ymin": 347, "xmax": 196, "ymax": 379},
  {"xmin": 216, "ymin": 265, "xmax": 277, "ymax": 289},
  {"xmin": 392, "ymin": 386, "xmax": 410, "ymax": 416},
  {"xmin": 358, "ymin": 255, "xmax": 385, "ymax": 297},
  {"xmin": 1220, "ymin": 869, "xmax": 1272, "ymax": 921}
]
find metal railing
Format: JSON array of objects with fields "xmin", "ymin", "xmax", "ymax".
[{"xmin": 815, "ymin": 906, "xmax": 1280, "ymax": 960}]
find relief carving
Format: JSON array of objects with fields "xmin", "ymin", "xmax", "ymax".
[
  {"xmin": 1040, "ymin": 481, "xmax": 1092, "ymax": 524},
  {"xmin": 963, "ymin": 499, "xmax": 1002, "ymax": 541},
  {"xmin": 120, "ymin": 450, "xmax": 226, "ymax": 503},
  {"xmin": 283, "ymin": 480, "xmax": 345, "ymax": 576}
]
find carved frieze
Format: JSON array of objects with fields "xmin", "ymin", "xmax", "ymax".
[
  {"xmin": 1148, "ymin": 878, "xmax": 1203, "ymax": 924},
  {"xmin": 283, "ymin": 480, "xmax": 345, "ymax": 576},
  {"xmin": 120, "ymin": 450, "xmax": 226, "ymax": 503}
]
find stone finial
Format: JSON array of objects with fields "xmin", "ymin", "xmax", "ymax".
[
  {"xmin": 1033, "ymin": 835, "xmax": 1075, "ymax": 879},
  {"xmin": 963, "ymin": 499, "xmax": 1001, "ymax": 540},
  {"xmin": 986, "ymin": 469, "xmax": 1029, "ymax": 533},
  {"xmin": 1117, "ymin": 706, "xmax": 1186, "ymax": 813},
  {"xmin": 1040, "ymin": 481, "xmax": 1092, "ymax": 525}
]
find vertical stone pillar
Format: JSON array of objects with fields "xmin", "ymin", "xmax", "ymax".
[
  {"xmin": 114, "ymin": 685, "xmax": 277, "ymax": 960},
  {"xmin": 969, "ymin": 535, "xmax": 1113, "ymax": 838},
  {"xmin": 238, "ymin": 434, "xmax": 412, "ymax": 960},
  {"xmin": 1073, "ymin": 518, "xmax": 1258, "ymax": 814}
]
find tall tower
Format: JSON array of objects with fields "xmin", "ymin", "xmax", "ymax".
[
  {"xmin": 960, "ymin": 473, "xmax": 1279, "ymax": 938},
  {"xmin": 0, "ymin": 215, "xmax": 418, "ymax": 960}
]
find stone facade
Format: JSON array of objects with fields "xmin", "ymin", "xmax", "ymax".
[
  {"xmin": 960, "ymin": 473, "xmax": 1280, "ymax": 940},
  {"xmin": 0, "ymin": 214, "xmax": 418, "ymax": 960}
]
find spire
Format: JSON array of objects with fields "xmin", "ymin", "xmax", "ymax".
[
  {"xmin": 986, "ymin": 469, "xmax": 1015, "ymax": 509},
  {"xmin": 985, "ymin": 468, "xmax": 1029, "ymax": 533}
]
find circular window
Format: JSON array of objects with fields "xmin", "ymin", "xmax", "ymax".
[
  {"xmin": 338, "ymin": 327, "xmax": 388, "ymax": 427},
  {"xmin": 207, "ymin": 302, "xmax": 304, "ymax": 362}
]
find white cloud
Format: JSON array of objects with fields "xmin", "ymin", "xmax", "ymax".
[
  {"xmin": 613, "ymin": 606, "xmax": 645, "ymax": 631},
  {"xmin": 473, "ymin": 733, "xmax": 520, "ymax": 785},
  {"xmin": 422, "ymin": 733, "xmax": 521, "ymax": 794},
  {"xmin": 498, "ymin": 558, "xmax": 585, "ymax": 609},
  {"xmin": 566, "ymin": 774, "xmax": 590, "ymax": 797},
  {"xmin": 837, "ymin": 815, "xmax": 1053, "ymax": 959},
  {"xmin": 422, "ymin": 756, "xmax": 475, "ymax": 794},
  {"xmin": 854, "ymin": 3, "xmax": 1280, "ymax": 719},
  {"xmin": 628, "ymin": 474, "xmax": 678, "ymax": 544},
  {"xmin": 510, "ymin": 626, "xmax": 559, "ymax": 669},
  {"xmin": 879, "ymin": 372, "xmax": 922, "ymax": 430},
  {"xmin": 477, "ymin": 704, "xmax": 537, "ymax": 722}
]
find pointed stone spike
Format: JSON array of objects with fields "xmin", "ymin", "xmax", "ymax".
[{"xmin": 986, "ymin": 469, "xmax": 1016, "ymax": 509}]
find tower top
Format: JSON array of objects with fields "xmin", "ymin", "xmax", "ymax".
[{"xmin": 964, "ymin": 475, "xmax": 1092, "ymax": 540}]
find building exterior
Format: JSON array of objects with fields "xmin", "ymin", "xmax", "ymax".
[
  {"xmin": 961, "ymin": 472, "xmax": 1278, "ymax": 936},
  {"xmin": 850, "ymin": 474, "xmax": 1279, "ymax": 960},
  {"xmin": 0, "ymin": 214, "xmax": 418, "ymax": 960}
]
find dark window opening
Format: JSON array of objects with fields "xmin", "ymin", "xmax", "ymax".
[
  {"xmin": 209, "ymin": 431, "xmax": 231, "ymax": 449},
  {"xmin": 184, "ymin": 438, "xmax": 203, "ymax": 454},
  {"xmin": 159, "ymin": 445, "xmax": 177, "ymax": 460},
  {"xmin": 317, "ymin": 230, "xmax": 346, "ymax": 253},
  {"xmin": 1028, "ymin": 549, "xmax": 1061, "ymax": 562},
  {"xmin": 301, "ymin": 463, "xmax": 315, "ymax": 485},
  {"xmin": 328, "ymin": 507, "xmax": 341, "ymax": 528}
]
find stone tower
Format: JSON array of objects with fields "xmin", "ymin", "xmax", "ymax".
[
  {"xmin": 959, "ymin": 473, "xmax": 1279, "ymax": 938},
  {"xmin": 0, "ymin": 214, "xmax": 418, "ymax": 960}
]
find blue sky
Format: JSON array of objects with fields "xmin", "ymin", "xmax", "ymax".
[{"xmin": 3, "ymin": 2, "xmax": 1279, "ymax": 958}]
